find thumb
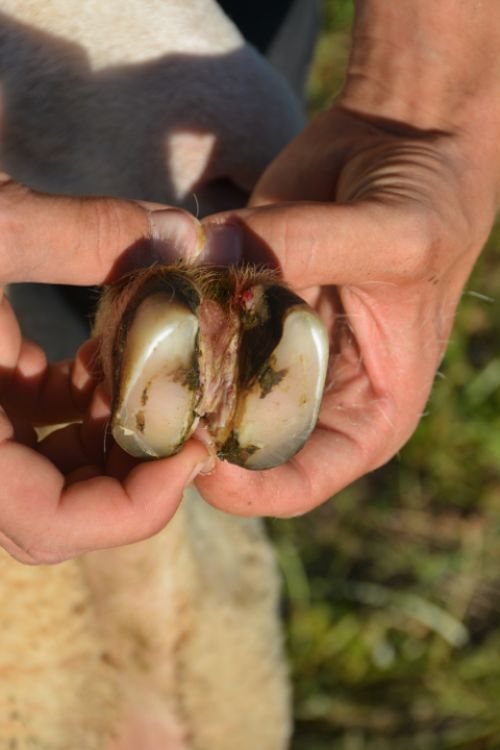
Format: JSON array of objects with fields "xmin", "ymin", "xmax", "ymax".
[
  {"xmin": 203, "ymin": 201, "xmax": 428, "ymax": 289},
  {"xmin": 0, "ymin": 176, "xmax": 204, "ymax": 285}
]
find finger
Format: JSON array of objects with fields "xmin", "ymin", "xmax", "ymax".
[
  {"xmin": 202, "ymin": 201, "xmax": 431, "ymax": 289},
  {"xmin": 0, "ymin": 288, "xmax": 22, "ymax": 378},
  {"xmin": 37, "ymin": 381, "xmax": 112, "ymax": 474},
  {"xmin": 195, "ymin": 426, "xmax": 383, "ymax": 519},
  {"xmin": 0, "ymin": 427, "xmax": 210, "ymax": 564},
  {"xmin": 196, "ymin": 309, "xmax": 436, "ymax": 518},
  {"xmin": 193, "ymin": 333, "xmax": 396, "ymax": 517},
  {"xmin": 0, "ymin": 177, "xmax": 204, "ymax": 285},
  {"xmin": 195, "ymin": 384, "xmax": 411, "ymax": 519},
  {"xmin": 2, "ymin": 336, "xmax": 100, "ymax": 425},
  {"xmin": 145, "ymin": 209, "xmax": 244, "ymax": 266},
  {"xmin": 37, "ymin": 421, "xmax": 108, "ymax": 476},
  {"xmin": 196, "ymin": 223, "xmax": 243, "ymax": 265}
]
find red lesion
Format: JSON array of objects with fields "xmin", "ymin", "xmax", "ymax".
[
  {"xmin": 234, "ymin": 284, "xmax": 269, "ymax": 330},
  {"xmin": 240, "ymin": 288, "xmax": 254, "ymax": 309}
]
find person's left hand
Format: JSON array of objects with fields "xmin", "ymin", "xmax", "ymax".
[{"xmin": 0, "ymin": 176, "xmax": 215, "ymax": 563}]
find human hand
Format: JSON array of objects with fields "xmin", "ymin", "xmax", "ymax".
[
  {"xmin": 0, "ymin": 175, "xmax": 217, "ymax": 563},
  {"xmin": 197, "ymin": 97, "xmax": 500, "ymax": 517}
]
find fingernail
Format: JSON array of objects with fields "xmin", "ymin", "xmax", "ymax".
[
  {"xmin": 198, "ymin": 223, "xmax": 243, "ymax": 266},
  {"xmin": 185, "ymin": 455, "xmax": 216, "ymax": 486},
  {"xmin": 148, "ymin": 208, "xmax": 205, "ymax": 263}
]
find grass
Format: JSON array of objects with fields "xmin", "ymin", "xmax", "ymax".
[{"xmin": 269, "ymin": 3, "xmax": 500, "ymax": 748}]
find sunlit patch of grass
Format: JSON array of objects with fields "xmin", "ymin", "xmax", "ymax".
[
  {"xmin": 307, "ymin": 0, "xmax": 353, "ymax": 114},
  {"xmin": 269, "ymin": 2, "xmax": 500, "ymax": 748}
]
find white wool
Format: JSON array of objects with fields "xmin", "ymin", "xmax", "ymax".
[
  {"xmin": 0, "ymin": 490, "xmax": 291, "ymax": 749},
  {"xmin": 0, "ymin": 0, "xmax": 303, "ymax": 205}
]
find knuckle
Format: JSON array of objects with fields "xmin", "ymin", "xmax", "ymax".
[
  {"xmin": 2, "ymin": 541, "xmax": 59, "ymax": 565},
  {"xmin": 20, "ymin": 543, "xmax": 68, "ymax": 565},
  {"xmin": 392, "ymin": 210, "xmax": 444, "ymax": 283}
]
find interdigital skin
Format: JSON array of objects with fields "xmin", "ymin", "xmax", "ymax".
[{"xmin": 95, "ymin": 264, "xmax": 328, "ymax": 470}]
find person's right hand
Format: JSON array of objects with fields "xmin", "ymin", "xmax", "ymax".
[
  {"xmin": 195, "ymin": 0, "xmax": 500, "ymax": 519},
  {"xmin": 196, "ymin": 100, "xmax": 499, "ymax": 518}
]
